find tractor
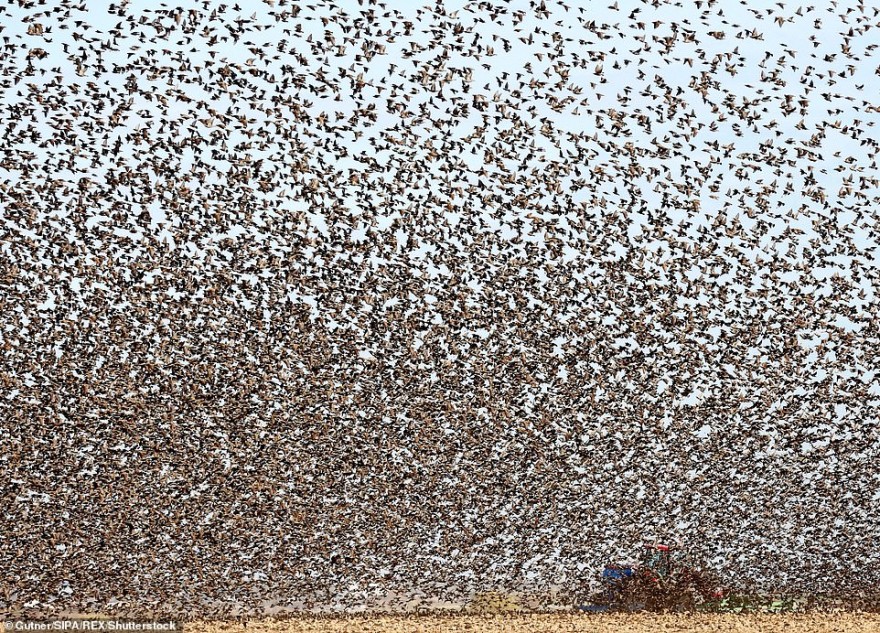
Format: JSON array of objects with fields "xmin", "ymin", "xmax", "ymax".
[{"xmin": 584, "ymin": 543, "xmax": 726, "ymax": 612}]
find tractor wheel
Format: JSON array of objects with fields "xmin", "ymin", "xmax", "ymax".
[{"xmin": 669, "ymin": 587, "xmax": 697, "ymax": 612}]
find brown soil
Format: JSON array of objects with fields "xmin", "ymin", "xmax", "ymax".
[{"xmin": 188, "ymin": 613, "xmax": 880, "ymax": 633}]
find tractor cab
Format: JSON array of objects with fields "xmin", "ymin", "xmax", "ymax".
[{"xmin": 640, "ymin": 543, "xmax": 674, "ymax": 579}]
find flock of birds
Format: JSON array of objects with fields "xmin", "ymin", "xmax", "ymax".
[{"xmin": 2, "ymin": 0, "xmax": 880, "ymax": 619}]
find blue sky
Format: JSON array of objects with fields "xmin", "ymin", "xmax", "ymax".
[{"xmin": 5, "ymin": 0, "xmax": 878, "ymax": 243}]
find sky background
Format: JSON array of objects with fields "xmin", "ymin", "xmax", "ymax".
[{"xmin": 5, "ymin": 0, "xmax": 880, "ymax": 257}]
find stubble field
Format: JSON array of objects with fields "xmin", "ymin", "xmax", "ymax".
[{"xmin": 188, "ymin": 613, "xmax": 880, "ymax": 633}]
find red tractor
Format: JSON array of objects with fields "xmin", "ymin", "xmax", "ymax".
[{"xmin": 586, "ymin": 543, "xmax": 726, "ymax": 612}]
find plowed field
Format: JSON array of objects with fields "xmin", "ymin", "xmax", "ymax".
[{"xmin": 188, "ymin": 613, "xmax": 880, "ymax": 633}]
